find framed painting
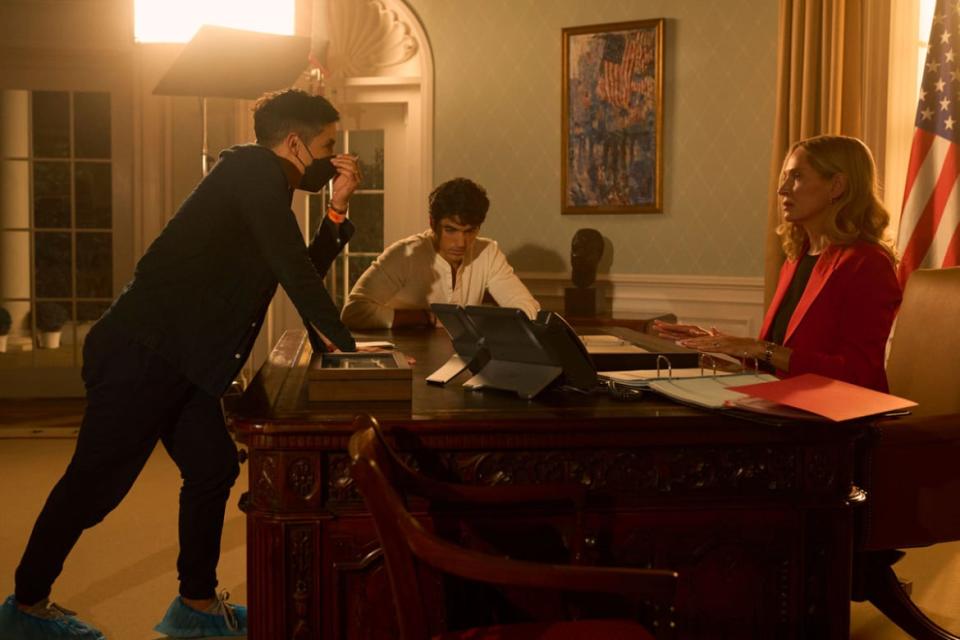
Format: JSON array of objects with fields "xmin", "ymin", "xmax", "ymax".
[{"xmin": 562, "ymin": 19, "xmax": 664, "ymax": 214}]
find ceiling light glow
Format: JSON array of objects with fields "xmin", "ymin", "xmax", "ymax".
[{"xmin": 134, "ymin": 0, "xmax": 295, "ymax": 43}]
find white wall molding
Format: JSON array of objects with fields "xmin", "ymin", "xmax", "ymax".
[
  {"xmin": 521, "ymin": 272, "xmax": 766, "ymax": 337},
  {"xmin": 326, "ymin": 0, "xmax": 420, "ymax": 79}
]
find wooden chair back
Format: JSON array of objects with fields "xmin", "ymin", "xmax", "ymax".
[
  {"xmin": 349, "ymin": 423, "xmax": 433, "ymax": 638},
  {"xmin": 348, "ymin": 414, "xmax": 680, "ymax": 640}
]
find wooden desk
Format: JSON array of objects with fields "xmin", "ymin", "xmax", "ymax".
[{"xmin": 229, "ymin": 329, "xmax": 865, "ymax": 639}]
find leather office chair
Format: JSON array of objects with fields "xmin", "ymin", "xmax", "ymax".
[
  {"xmin": 885, "ymin": 266, "xmax": 960, "ymax": 418},
  {"xmin": 347, "ymin": 414, "xmax": 679, "ymax": 640},
  {"xmin": 853, "ymin": 267, "xmax": 960, "ymax": 639}
]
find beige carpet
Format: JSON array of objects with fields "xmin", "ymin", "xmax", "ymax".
[
  {"xmin": 1, "ymin": 434, "xmax": 959, "ymax": 638},
  {"xmin": 850, "ymin": 542, "xmax": 960, "ymax": 638},
  {"xmin": 0, "ymin": 437, "xmax": 247, "ymax": 639}
]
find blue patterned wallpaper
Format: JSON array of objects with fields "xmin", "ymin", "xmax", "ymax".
[{"xmin": 405, "ymin": 0, "xmax": 778, "ymax": 276}]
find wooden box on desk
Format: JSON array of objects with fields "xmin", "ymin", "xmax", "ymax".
[{"xmin": 307, "ymin": 351, "xmax": 412, "ymax": 403}]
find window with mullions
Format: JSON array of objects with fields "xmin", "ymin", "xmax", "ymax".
[
  {"xmin": 0, "ymin": 89, "xmax": 113, "ymax": 369},
  {"xmin": 307, "ymin": 129, "xmax": 385, "ymax": 308}
]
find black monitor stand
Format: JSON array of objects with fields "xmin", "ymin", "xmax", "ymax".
[
  {"xmin": 462, "ymin": 360, "xmax": 563, "ymax": 400},
  {"xmin": 426, "ymin": 304, "xmax": 487, "ymax": 384}
]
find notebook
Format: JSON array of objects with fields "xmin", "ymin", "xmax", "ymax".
[{"xmin": 647, "ymin": 373, "xmax": 779, "ymax": 409}]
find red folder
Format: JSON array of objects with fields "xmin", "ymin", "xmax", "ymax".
[{"xmin": 728, "ymin": 373, "xmax": 917, "ymax": 422}]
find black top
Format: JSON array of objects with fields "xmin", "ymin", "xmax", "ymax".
[
  {"xmin": 768, "ymin": 253, "xmax": 820, "ymax": 346},
  {"xmin": 104, "ymin": 144, "xmax": 355, "ymax": 397}
]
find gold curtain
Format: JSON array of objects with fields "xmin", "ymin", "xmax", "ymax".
[{"xmin": 764, "ymin": 0, "xmax": 891, "ymax": 305}]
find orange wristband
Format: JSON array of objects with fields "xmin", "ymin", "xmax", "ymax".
[{"xmin": 327, "ymin": 206, "xmax": 346, "ymax": 224}]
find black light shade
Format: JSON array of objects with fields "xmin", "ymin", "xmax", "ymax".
[{"xmin": 153, "ymin": 25, "xmax": 311, "ymax": 100}]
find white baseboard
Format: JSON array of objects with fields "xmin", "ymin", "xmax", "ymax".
[{"xmin": 521, "ymin": 272, "xmax": 766, "ymax": 337}]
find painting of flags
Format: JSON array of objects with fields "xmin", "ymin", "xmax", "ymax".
[
  {"xmin": 897, "ymin": 0, "xmax": 960, "ymax": 284},
  {"xmin": 562, "ymin": 19, "xmax": 663, "ymax": 214}
]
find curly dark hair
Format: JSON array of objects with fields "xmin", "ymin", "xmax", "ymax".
[
  {"xmin": 253, "ymin": 89, "xmax": 340, "ymax": 148},
  {"xmin": 428, "ymin": 178, "xmax": 489, "ymax": 228}
]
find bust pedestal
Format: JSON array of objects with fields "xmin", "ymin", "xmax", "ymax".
[{"xmin": 564, "ymin": 287, "xmax": 604, "ymax": 318}]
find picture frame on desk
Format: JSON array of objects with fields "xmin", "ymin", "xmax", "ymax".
[{"xmin": 561, "ymin": 18, "xmax": 664, "ymax": 214}]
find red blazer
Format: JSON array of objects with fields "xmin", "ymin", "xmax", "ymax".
[{"xmin": 759, "ymin": 241, "xmax": 901, "ymax": 391}]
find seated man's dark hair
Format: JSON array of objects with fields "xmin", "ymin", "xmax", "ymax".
[
  {"xmin": 253, "ymin": 89, "xmax": 340, "ymax": 148},
  {"xmin": 428, "ymin": 178, "xmax": 489, "ymax": 228}
]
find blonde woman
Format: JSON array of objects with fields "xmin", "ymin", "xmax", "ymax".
[{"xmin": 656, "ymin": 135, "xmax": 901, "ymax": 391}]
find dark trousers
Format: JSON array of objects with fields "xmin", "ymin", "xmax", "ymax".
[{"xmin": 14, "ymin": 317, "xmax": 240, "ymax": 604}]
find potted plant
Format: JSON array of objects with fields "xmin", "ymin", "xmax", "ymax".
[
  {"xmin": 36, "ymin": 301, "xmax": 69, "ymax": 349},
  {"xmin": 0, "ymin": 307, "xmax": 10, "ymax": 353}
]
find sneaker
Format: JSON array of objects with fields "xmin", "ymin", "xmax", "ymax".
[
  {"xmin": 0, "ymin": 594, "xmax": 106, "ymax": 639},
  {"xmin": 154, "ymin": 591, "xmax": 247, "ymax": 638}
]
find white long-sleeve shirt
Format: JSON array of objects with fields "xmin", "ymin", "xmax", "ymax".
[{"xmin": 341, "ymin": 229, "xmax": 540, "ymax": 329}]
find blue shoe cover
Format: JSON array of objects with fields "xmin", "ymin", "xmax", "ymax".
[
  {"xmin": 0, "ymin": 594, "xmax": 106, "ymax": 639},
  {"xmin": 153, "ymin": 592, "xmax": 247, "ymax": 638}
]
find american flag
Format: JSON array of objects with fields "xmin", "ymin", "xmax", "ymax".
[
  {"xmin": 897, "ymin": 0, "xmax": 960, "ymax": 285},
  {"xmin": 598, "ymin": 32, "xmax": 643, "ymax": 109}
]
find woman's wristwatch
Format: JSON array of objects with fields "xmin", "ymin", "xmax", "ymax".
[{"xmin": 762, "ymin": 341, "xmax": 775, "ymax": 364}]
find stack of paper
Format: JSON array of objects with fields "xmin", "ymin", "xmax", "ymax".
[
  {"xmin": 356, "ymin": 341, "xmax": 395, "ymax": 350},
  {"xmin": 602, "ymin": 368, "xmax": 738, "ymax": 388},
  {"xmin": 580, "ymin": 335, "xmax": 649, "ymax": 354}
]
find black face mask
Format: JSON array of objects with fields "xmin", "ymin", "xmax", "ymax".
[{"xmin": 297, "ymin": 145, "xmax": 338, "ymax": 192}]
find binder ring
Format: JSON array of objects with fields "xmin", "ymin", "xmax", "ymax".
[
  {"xmin": 656, "ymin": 354, "xmax": 672, "ymax": 379},
  {"xmin": 699, "ymin": 353, "xmax": 718, "ymax": 377}
]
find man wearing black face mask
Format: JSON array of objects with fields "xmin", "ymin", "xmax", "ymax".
[{"xmin": 0, "ymin": 89, "xmax": 361, "ymax": 640}]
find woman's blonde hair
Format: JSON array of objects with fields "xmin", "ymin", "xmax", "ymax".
[{"xmin": 776, "ymin": 135, "xmax": 896, "ymax": 261}]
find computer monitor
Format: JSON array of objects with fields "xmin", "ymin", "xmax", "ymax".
[
  {"xmin": 464, "ymin": 306, "xmax": 556, "ymax": 366},
  {"xmin": 431, "ymin": 303, "xmax": 482, "ymax": 358},
  {"xmin": 430, "ymin": 305, "xmax": 598, "ymax": 398},
  {"xmin": 460, "ymin": 306, "xmax": 563, "ymax": 399}
]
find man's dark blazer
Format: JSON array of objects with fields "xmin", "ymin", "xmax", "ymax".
[{"xmin": 103, "ymin": 144, "xmax": 356, "ymax": 397}]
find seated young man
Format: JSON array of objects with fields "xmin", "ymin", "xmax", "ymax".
[{"xmin": 341, "ymin": 177, "xmax": 540, "ymax": 329}]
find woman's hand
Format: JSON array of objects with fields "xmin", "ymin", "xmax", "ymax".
[
  {"xmin": 652, "ymin": 319, "xmax": 726, "ymax": 341},
  {"xmin": 654, "ymin": 320, "xmax": 790, "ymax": 370},
  {"xmin": 678, "ymin": 335, "xmax": 765, "ymax": 360}
]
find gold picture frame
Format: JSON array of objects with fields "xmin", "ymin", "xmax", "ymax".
[{"xmin": 561, "ymin": 19, "xmax": 664, "ymax": 214}]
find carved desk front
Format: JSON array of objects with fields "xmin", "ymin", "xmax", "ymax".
[{"xmin": 229, "ymin": 329, "xmax": 866, "ymax": 640}]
